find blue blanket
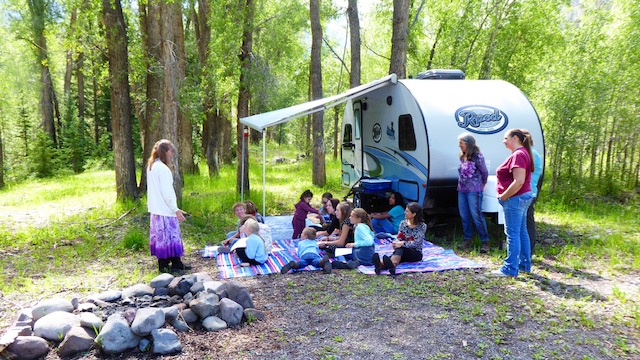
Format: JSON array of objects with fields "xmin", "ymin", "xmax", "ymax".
[{"xmin": 211, "ymin": 215, "xmax": 483, "ymax": 278}]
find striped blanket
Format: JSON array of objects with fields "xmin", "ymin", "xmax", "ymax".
[{"xmin": 209, "ymin": 215, "xmax": 483, "ymax": 279}]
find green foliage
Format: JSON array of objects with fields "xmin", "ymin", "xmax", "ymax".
[
  {"xmin": 121, "ymin": 227, "xmax": 147, "ymax": 251},
  {"xmin": 30, "ymin": 130, "xmax": 56, "ymax": 178}
]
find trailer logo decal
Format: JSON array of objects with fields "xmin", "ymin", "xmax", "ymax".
[
  {"xmin": 373, "ymin": 123, "xmax": 382, "ymax": 142},
  {"xmin": 455, "ymin": 105, "xmax": 508, "ymax": 134}
]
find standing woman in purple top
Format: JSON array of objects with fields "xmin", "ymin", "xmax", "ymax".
[
  {"xmin": 292, "ymin": 189, "xmax": 321, "ymax": 239},
  {"xmin": 457, "ymin": 133, "xmax": 490, "ymax": 253}
]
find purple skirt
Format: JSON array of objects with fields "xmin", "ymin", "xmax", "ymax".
[{"xmin": 149, "ymin": 214, "xmax": 184, "ymax": 259}]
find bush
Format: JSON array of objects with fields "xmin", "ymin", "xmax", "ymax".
[{"xmin": 122, "ymin": 227, "xmax": 147, "ymax": 251}]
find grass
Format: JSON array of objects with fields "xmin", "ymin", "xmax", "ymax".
[{"xmin": 0, "ymin": 144, "xmax": 638, "ymax": 358}]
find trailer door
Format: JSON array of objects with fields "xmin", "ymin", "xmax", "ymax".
[{"xmin": 341, "ymin": 101, "xmax": 362, "ymax": 186}]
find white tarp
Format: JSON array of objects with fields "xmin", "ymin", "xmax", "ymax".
[{"xmin": 239, "ymin": 74, "xmax": 397, "ymax": 132}]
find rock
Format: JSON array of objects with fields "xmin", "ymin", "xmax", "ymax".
[
  {"xmin": 244, "ymin": 308, "xmax": 265, "ymax": 321},
  {"xmin": 95, "ymin": 313, "xmax": 140, "ymax": 355},
  {"xmin": 123, "ymin": 308, "xmax": 137, "ymax": 324},
  {"xmin": 183, "ymin": 292, "xmax": 194, "ymax": 304},
  {"xmin": 219, "ymin": 298, "xmax": 243, "ymax": 326},
  {"xmin": 168, "ymin": 276, "xmax": 194, "ymax": 296},
  {"xmin": 139, "ymin": 338, "xmax": 151, "ymax": 352},
  {"xmin": 77, "ymin": 302, "xmax": 97, "ymax": 312},
  {"xmin": 180, "ymin": 309, "xmax": 198, "ymax": 323},
  {"xmin": 202, "ymin": 316, "xmax": 227, "ymax": 331},
  {"xmin": 203, "ymin": 281, "xmax": 227, "ymax": 298},
  {"xmin": 122, "ymin": 284, "xmax": 154, "ymax": 298},
  {"xmin": 194, "ymin": 272, "xmax": 214, "ymax": 283},
  {"xmin": 151, "ymin": 328, "xmax": 182, "ymax": 355},
  {"xmin": 33, "ymin": 311, "xmax": 80, "ymax": 341},
  {"xmin": 171, "ymin": 319, "xmax": 190, "ymax": 333},
  {"xmin": 82, "ymin": 297, "xmax": 114, "ymax": 308},
  {"xmin": 32, "ymin": 298, "xmax": 74, "ymax": 320},
  {"xmin": 71, "ymin": 297, "xmax": 79, "ymax": 309},
  {"xmin": 7, "ymin": 336, "xmax": 50, "ymax": 359},
  {"xmin": 131, "ymin": 308, "xmax": 165, "ymax": 336},
  {"xmin": 79, "ymin": 312, "xmax": 103, "ymax": 333},
  {"xmin": 264, "ymin": 303, "xmax": 277, "ymax": 311},
  {"xmin": 92, "ymin": 290, "xmax": 122, "ymax": 302},
  {"xmin": 226, "ymin": 281, "xmax": 254, "ymax": 309},
  {"xmin": 150, "ymin": 273, "xmax": 174, "ymax": 288},
  {"xmin": 189, "ymin": 293, "xmax": 220, "ymax": 319},
  {"xmin": 154, "ymin": 287, "xmax": 170, "ymax": 296},
  {"xmin": 163, "ymin": 306, "xmax": 179, "ymax": 322},
  {"xmin": 58, "ymin": 326, "xmax": 95, "ymax": 357},
  {"xmin": 190, "ymin": 281, "xmax": 204, "ymax": 294}
]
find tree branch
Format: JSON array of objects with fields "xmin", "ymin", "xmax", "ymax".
[
  {"xmin": 409, "ymin": 0, "xmax": 426, "ymax": 31},
  {"xmin": 322, "ymin": 37, "xmax": 350, "ymax": 77}
]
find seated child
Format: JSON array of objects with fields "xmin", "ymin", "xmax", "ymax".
[
  {"xmin": 281, "ymin": 227, "xmax": 332, "ymax": 274},
  {"xmin": 244, "ymin": 200, "xmax": 265, "ymax": 223},
  {"xmin": 239, "ymin": 215, "xmax": 273, "ymax": 253},
  {"xmin": 223, "ymin": 202, "xmax": 246, "ymax": 245},
  {"xmin": 234, "ymin": 219, "xmax": 267, "ymax": 266}
]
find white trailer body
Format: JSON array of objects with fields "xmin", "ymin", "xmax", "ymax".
[
  {"xmin": 239, "ymin": 73, "xmax": 544, "ymax": 218},
  {"xmin": 341, "ymin": 78, "xmax": 544, "ymax": 215}
]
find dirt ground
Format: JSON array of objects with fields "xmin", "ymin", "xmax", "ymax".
[
  {"xmin": 30, "ymin": 246, "xmax": 638, "ymax": 360},
  {"xmin": 1, "ymin": 207, "xmax": 638, "ymax": 359}
]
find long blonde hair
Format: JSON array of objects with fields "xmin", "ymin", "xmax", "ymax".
[
  {"xmin": 351, "ymin": 208, "xmax": 373, "ymax": 231},
  {"xmin": 147, "ymin": 139, "xmax": 175, "ymax": 170}
]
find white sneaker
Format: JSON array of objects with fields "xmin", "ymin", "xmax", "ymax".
[{"xmin": 489, "ymin": 269, "xmax": 513, "ymax": 277}]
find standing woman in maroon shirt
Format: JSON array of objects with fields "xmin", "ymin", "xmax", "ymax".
[{"xmin": 491, "ymin": 129, "xmax": 534, "ymax": 277}]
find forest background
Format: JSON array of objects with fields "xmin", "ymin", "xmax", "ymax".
[{"xmin": 0, "ymin": 0, "xmax": 639, "ymax": 201}]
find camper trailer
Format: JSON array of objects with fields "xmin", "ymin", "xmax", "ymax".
[{"xmin": 240, "ymin": 71, "xmax": 544, "ymax": 221}]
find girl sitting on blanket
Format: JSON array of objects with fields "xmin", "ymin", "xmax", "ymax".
[
  {"xmin": 239, "ymin": 215, "xmax": 273, "ymax": 254},
  {"xmin": 343, "ymin": 208, "xmax": 376, "ymax": 267},
  {"xmin": 244, "ymin": 200, "xmax": 265, "ymax": 224},
  {"xmin": 372, "ymin": 202, "xmax": 426, "ymax": 275},
  {"xmin": 234, "ymin": 219, "xmax": 268, "ymax": 267},
  {"xmin": 292, "ymin": 189, "xmax": 321, "ymax": 239},
  {"xmin": 315, "ymin": 198, "xmax": 340, "ymax": 238},
  {"xmin": 318, "ymin": 201, "xmax": 360, "ymax": 269}
]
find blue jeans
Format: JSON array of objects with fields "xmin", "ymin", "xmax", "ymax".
[
  {"xmin": 372, "ymin": 219, "xmax": 397, "ymax": 234},
  {"xmin": 298, "ymin": 252, "xmax": 323, "ymax": 268},
  {"xmin": 499, "ymin": 192, "xmax": 534, "ymax": 276},
  {"xmin": 345, "ymin": 245, "xmax": 375, "ymax": 266},
  {"xmin": 458, "ymin": 191, "xmax": 489, "ymax": 242}
]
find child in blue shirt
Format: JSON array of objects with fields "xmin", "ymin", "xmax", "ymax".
[
  {"xmin": 370, "ymin": 192, "xmax": 405, "ymax": 235},
  {"xmin": 235, "ymin": 219, "xmax": 267, "ymax": 266},
  {"xmin": 281, "ymin": 227, "xmax": 332, "ymax": 274}
]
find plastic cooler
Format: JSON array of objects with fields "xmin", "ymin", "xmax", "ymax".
[
  {"xmin": 360, "ymin": 179, "xmax": 392, "ymax": 192},
  {"xmin": 482, "ymin": 176, "xmax": 504, "ymax": 224}
]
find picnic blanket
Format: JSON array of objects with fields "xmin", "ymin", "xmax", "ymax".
[{"xmin": 207, "ymin": 215, "xmax": 483, "ymax": 279}]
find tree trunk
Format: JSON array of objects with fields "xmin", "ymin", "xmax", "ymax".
[
  {"xmin": 160, "ymin": 1, "xmax": 184, "ymax": 202},
  {"xmin": 427, "ymin": 24, "xmax": 443, "ymax": 70},
  {"xmin": 310, "ymin": 0, "xmax": 325, "ymax": 187},
  {"xmin": 348, "ymin": 0, "xmax": 361, "ymax": 88},
  {"xmin": 169, "ymin": 2, "xmax": 195, "ymax": 175},
  {"xmin": 197, "ymin": 0, "xmax": 224, "ymax": 177},
  {"xmin": 0, "ymin": 131, "xmax": 4, "ymax": 188},
  {"xmin": 102, "ymin": 0, "xmax": 138, "ymax": 201},
  {"xmin": 64, "ymin": 8, "xmax": 78, "ymax": 98},
  {"xmin": 92, "ymin": 57, "xmax": 100, "ymax": 144},
  {"xmin": 77, "ymin": 53, "xmax": 85, "ymax": 122},
  {"xmin": 389, "ymin": 0, "xmax": 410, "ymax": 79},
  {"xmin": 236, "ymin": 0, "xmax": 254, "ymax": 194},
  {"xmin": 138, "ymin": 2, "xmax": 164, "ymax": 194}
]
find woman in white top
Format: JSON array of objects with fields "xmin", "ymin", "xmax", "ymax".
[{"xmin": 147, "ymin": 139, "xmax": 190, "ymax": 273}]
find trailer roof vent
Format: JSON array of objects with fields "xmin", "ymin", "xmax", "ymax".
[{"xmin": 415, "ymin": 69, "xmax": 465, "ymax": 80}]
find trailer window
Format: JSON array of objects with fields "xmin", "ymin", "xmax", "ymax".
[
  {"xmin": 343, "ymin": 124, "xmax": 353, "ymax": 143},
  {"xmin": 399, "ymin": 114, "xmax": 416, "ymax": 150},
  {"xmin": 354, "ymin": 107, "xmax": 361, "ymax": 140}
]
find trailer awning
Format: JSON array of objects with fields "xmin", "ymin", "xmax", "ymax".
[{"xmin": 240, "ymin": 74, "xmax": 397, "ymax": 132}]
